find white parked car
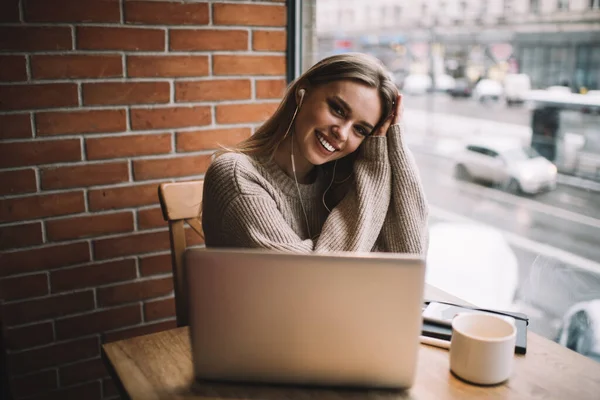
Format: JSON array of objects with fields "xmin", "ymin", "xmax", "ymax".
[
  {"xmin": 504, "ymin": 74, "xmax": 531, "ymax": 105},
  {"xmin": 556, "ymin": 299, "xmax": 600, "ymax": 363},
  {"xmin": 434, "ymin": 74, "xmax": 456, "ymax": 92},
  {"xmin": 427, "ymin": 222, "xmax": 518, "ymax": 310},
  {"xmin": 473, "ymin": 79, "xmax": 503, "ymax": 102},
  {"xmin": 454, "ymin": 139, "xmax": 558, "ymax": 194},
  {"xmin": 402, "ymin": 74, "xmax": 432, "ymax": 95}
]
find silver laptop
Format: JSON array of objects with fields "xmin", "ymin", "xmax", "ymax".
[{"xmin": 185, "ymin": 248, "xmax": 426, "ymax": 389}]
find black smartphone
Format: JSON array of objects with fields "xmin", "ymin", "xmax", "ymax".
[{"xmin": 422, "ymin": 301, "xmax": 529, "ymax": 354}]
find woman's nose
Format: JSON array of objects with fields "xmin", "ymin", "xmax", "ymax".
[{"xmin": 331, "ymin": 122, "xmax": 351, "ymax": 141}]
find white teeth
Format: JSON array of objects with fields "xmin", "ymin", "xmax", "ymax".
[{"xmin": 317, "ymin": 132, "xmax": 335, "ymax": 153}]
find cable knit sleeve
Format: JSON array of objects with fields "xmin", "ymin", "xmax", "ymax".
[
  {"xmin": 377, "ymin": 123, "xmax": 429, "ymax": 255},
  {"xmin": 202, "ymin": 139, "xmax": 392, "ymax": 253},
  {"xmin": 314, "ymin": 136, "xmax": 391, "ymax": 252}
]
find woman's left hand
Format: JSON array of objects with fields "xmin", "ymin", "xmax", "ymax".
[{"xmin": 373, "ymin": 94, "xmax": 403, "ymax": 137}]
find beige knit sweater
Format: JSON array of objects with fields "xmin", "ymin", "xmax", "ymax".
[{"xmin": 202, "ymin": 124, "xmax": 429, "ymax": 254}]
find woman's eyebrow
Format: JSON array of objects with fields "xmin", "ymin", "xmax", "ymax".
[{"xmin": 333, "ymin": 95, "xmax": 375, "ymax": 131}]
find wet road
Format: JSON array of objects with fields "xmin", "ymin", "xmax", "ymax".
[
  {"xmin": 416, "ymin": 153, "xmax": 600, "ymax": 262},
  {"xmin": 412, "ymin": 150, "xmax": 600, "ymax": 338}
]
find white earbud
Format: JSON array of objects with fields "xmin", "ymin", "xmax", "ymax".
[{"xmin": 297, "ymin": 89, "xmax": 306, "ymax": 109}]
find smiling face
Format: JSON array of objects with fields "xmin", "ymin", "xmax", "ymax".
[{"xmin": 292, "ymin": 80, "xmax": 383, "ymax": 167}]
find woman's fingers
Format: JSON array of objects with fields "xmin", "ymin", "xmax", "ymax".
[
  {"xmin": 374, "ymin": 113, "xmax": 393, "ymax": 137},
  {"xmin": 393, "ymin": 94, "xmax": 403, "ymax": 125},
  {"xmin": 373, "ymin": 94, "xmax": 403, "ymax": 137}
]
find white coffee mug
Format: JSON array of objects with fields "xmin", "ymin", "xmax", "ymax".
[{"xmin": 449, "ymin": 312, "xmax": 517, "ymax": 385}]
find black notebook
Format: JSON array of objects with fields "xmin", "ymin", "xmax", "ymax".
[{"xmin": 421, "ymin": 300, "xmax": 529, "ymax": 354}]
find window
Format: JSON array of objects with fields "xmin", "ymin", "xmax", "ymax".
[
  {"xmin": 394, "ymin": 6, "xmax": 402, "ymax": 23},
  {"xmin": 591, "ymin": 0, "xmax": 600, "ymax": 9},
  {"xmin": 302, "ymin": 0, "xmax": 600, "ymax": 367},
  {"xmin": 557, "ymin": 0, "xmax": 570, "ymax": 11}
]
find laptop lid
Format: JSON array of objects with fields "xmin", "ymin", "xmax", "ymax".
[{"xmin": 185, "ymin": 248, "xmax": 426, "ymax": 389}]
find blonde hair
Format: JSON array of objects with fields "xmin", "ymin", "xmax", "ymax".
[{"xmin": 217, "ymin": 53, "xmax": 398, "ymax": 160}]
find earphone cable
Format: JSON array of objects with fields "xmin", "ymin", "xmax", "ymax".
[{"xmin": 291, "ymin": 138, "xmax": 312, "ymax": 239}]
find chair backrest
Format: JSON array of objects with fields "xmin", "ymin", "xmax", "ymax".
[{"xmin": 158, "ymin": 180, "xmax": 204, "ymax": 327}]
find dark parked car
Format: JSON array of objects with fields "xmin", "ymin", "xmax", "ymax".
[{"xmin": 448, "ymin": 78, "xmax": 472, "ymax": 97}]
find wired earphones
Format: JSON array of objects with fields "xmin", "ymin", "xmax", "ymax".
[{"xmin": 287, "ymin": 88, "xmax": 313, "ymax": 239}]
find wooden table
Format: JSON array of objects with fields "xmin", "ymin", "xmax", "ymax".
[{"xmin": 103, "ymin": 285, "xmax": 600, "ymax": 400}]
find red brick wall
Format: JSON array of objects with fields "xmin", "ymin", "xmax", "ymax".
[{"xmin": 0, "ymin": 0, "xmax": 287, "ymax": 398}]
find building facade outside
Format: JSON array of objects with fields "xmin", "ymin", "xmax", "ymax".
[{"xmin": 313, "ymin": 0, "xmax": 600, "ymax": 91}]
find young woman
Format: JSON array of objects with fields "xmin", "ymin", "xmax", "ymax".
[{"xmin": 202, "ymin": 53, "xmax": 429, "ymax": 254}]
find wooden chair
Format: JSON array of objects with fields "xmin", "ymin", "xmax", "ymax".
[{"xmin": 158, "ymin": 181, "xmax": 204, "ymax": 327}]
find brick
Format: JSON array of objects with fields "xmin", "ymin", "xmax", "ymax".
[
  {"xmin": 0, "ymin": 273, "xmax": 48, "ymax": 301},
  {"xmin": 213, "ymin": 3, "xmax": 286, "ymax": 26},
  {"xmin": 216, "ymin": 103, "xmax": 278, "ymax": 124},
  {"xmin": 0, "ymin": 113, "xmax": 32, "ymax": 139},
  {"xmin": 0, "ymin": 27, "xmax": 72, "ymax": 51},
  {"xmin": 0, "ymin": 241, "xmax": 90, "ymax": 278},
  {"xmin": 0, "ymin": 222, "xmax": 43, "ymax": 250},
  {"xmin": 29, "ymin": 381, "xmax": 101, "ymax": 400},
  {"xmin": 175, "ymin": 80, "xmax": 251, "ymax": 102},
  {"xmin": 127, "ymin": 55, "xmax": 208, "ymax": 78},
  {"xmin": 3, "ymin": 290, "xmax": 95, "ymax": 327},
  {"xmin": 213, "ymin": 55, "xmax": 286, "ymax": 75},
  {"xmin": 125, "ymin": 1, "xmax": 209, "ymax": 25},
  {"xmin": 137, "ymin": 207, "xmax": 165, "ymax": 230},
  {"xmin": 86, "ymin": 133, "xmax": 172, "ymax": 160},
  {"xmin": 0, "ymin": 84, "xmax": 78, "ymax": 111},
  {"xmin": 29, "ymin": 382, "xmax": 101, "ymax": 400},
  {"xmin": 12, "ymin": 370, "xmax": 58, "ymax": 399},
  {"xmin": 97, "ymin": 277, "xmax": 173, "ymax": 307},
  {"xmin": 5, "ymin": 322, "xmax": 54, "ymax": 351},
  {"xmin": 88, "ymin": 183, "xmax": 160, "ymax": 211},
  {"xmin": 0, "ymin": 192, "xmax": 85, "ymax": 224},
  {"xmin": 102, "ymin": 377, "xmax": 119, "ymax": 398},
  {"xmin": 59, "ymin": 358, "xmax": 108, "ymax": 386},
  {"xmin": 36, "ymin": 109, "xmax": 127, "ymax": 136},
  {"xmin": 51, "ymin": 259, "xmax": 137, "ymax": 293},
  {"xmin": 253, "ymin": 30, "xmax": 286, "ymax": 51},
  {"xmin": 40, "ymin": 162, "xmax": 130, "ymax": 190},
  {"xmin": 77, "ymin": 26, "xmax": 165, "ymax": 51},
  {"xmin": 82, "ymin": 82, "xmax": 170, "ymax": 106},
  {"xmin": 133, "ymin": 154, "xmax": 211, "ymax": 180},
  {"xmin": 31, "ymin": 55, "xmax": 123, "ymax": 80},
  {"xmin": 46, "ymin": 211, "xmax": 134, "ymax": 242},
  {"xmin": 144, "ymin": 296, "xmax": 175, "ymax": 321},
  {"xmin": 0, "ymin": 55, "xmax": 27, "ymax": 81},
  {"xmin": 94, "ymin": 230, "xmax": 170, "ymax": 260},
  {"xmin": 130, "ymin": 106, "xmax": 211, "ymax": 131},
  {"xmin": 169, "ymin": 29, "xmax": 247, "ymax": 51},
  {"xmin": 176, "ymin": 128, "xmax": 251, "ymax": 152},
  {"xmin": 8, "ymin": 336, "xmax": 98, "ymax": 375},
  {"xmin": 256, "ymin": 79, "xmax": 287, "ymax": 99},
  {"xmin": 103, "ymin": 319, "xmax": 176, "ymax": 343},
  {"xmin": 139, "ymin": 253, "xmax": 171, "ymax": 276},
  {"xmin": 0, "ymin": 0, "xmax": 19, "ymax": 22},
  {"xmin": 55, "ymin": 304, "xmax": 141, "ymax": 340},
  {"xmin": 24, "ymin": 0, "xmax": 120, "ymax": 23},
  {"xmin": 0, "ymin": 139, "xmax": 81, "ymax": 168},
  {"xmin": 0, "ymin": 169, "xmax": 37, "ymax": 196}
]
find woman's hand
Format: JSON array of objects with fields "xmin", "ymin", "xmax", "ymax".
[{"xmin": 373, "ymin": 94, "xmax": 403, "ymax": 137}]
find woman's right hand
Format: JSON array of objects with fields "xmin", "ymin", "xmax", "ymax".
[{"xmin": 373, "ymin": 94, "xmax": 403, "ymax": 137}]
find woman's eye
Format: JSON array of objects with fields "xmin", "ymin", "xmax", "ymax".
[
  {"xmin": 355, "ymin": 126, "xmax": 368, "ymax": 136},
  {"xmin": 329, "ymin": 101, "xmax": 345, "ymax": 117}
]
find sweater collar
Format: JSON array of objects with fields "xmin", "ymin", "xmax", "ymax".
[{"xmin": 257, "ymin": 156, "xmax": 325, "ymax": 198}]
